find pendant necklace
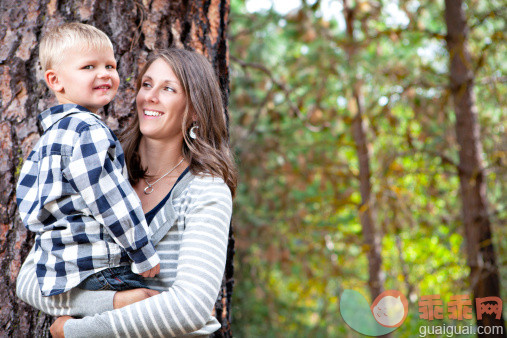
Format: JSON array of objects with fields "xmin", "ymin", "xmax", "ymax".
[{"xmin": 144, "ymin": 158, "xmax": 184, "ymax": 195}]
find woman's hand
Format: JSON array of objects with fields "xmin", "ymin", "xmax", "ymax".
[
  {"xmin": 113, "ymin": 288, "xmax": 160, "ymax": 309},
  {"xmin": 50, "ymin": 316, "xmax": 73, "ymax": 338}
]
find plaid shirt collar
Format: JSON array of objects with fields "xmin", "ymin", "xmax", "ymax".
[{"xmin": 39, "ymin": 104, "xmax": 101, "ymax": 132}]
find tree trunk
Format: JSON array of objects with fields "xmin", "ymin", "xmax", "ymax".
[
  {"xmin": 444, "ymin": 1, "xmax": 505, "ymax": 337},
  {"xmin": 350, "ymin": 86, "xmax": 385, "ymax": 300},
  {"xmin": 0, "ymin": 0, "xmax": 234, "ymax": 336},
  {"xmin": 342, "ymin": 0, "xmax": 386, "ymax": 304}
]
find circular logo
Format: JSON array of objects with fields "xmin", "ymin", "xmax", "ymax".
[{"xmin": 370, "ymin": 290, "xmax": 409, "ymax": 328}]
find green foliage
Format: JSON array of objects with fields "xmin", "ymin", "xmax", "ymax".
[{"xmin": 229, "ymin": 0, "xmax": 506, "ymax": 336}]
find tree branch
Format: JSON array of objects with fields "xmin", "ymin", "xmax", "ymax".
[
  {"xmin": 231, "ymin": 55, "xmax": 304, "ymax": 119},
  {"xmin": 230, "ymin": 55, "xmax": 329, "ymax": 132}
]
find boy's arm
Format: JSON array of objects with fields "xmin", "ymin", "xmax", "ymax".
[
  {"xmin": 16, "ymin": 247, "xmax": 116, "ymax": 317},
  {"xmin": 62, "ymin": 123, "xmax": 159, "ymax": 273}
]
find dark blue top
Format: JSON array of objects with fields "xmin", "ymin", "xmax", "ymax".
[{"xmin": 145, "ymin": 167, "xmax": 190, "ymax": 225}]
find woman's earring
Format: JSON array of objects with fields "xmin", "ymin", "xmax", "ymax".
[{"xmin": 189, "ymin": 125, "xmax": 199, "ymax": 139}]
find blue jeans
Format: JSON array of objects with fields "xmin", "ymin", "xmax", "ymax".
[{"xmin": 79, "ymin": 265, "xmax": 149, "ymax": 291}]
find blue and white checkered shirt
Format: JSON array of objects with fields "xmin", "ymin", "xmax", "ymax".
[{"xmin": 16, "ymin": 104, "xmax": 160, "ymax": 296}]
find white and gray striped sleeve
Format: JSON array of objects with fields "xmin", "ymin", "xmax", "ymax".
[
  {"xmin": 63, "ymin": 177, "xmax": 233, "ymax": 337},
  {"xmin": 16, "ymin": 246, "xmax": 116, "ymax": 317}
]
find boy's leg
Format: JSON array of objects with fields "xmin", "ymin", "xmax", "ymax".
[
  {"xmin": 101, "ymin": 265, "xmax": 150, "ymax": 290},
  {"xmin": 79, "ymin": 266, "xmax": 149, "ymax": 291},
  {"xmin": 78, "ymin": 269, "xmax": 115, "ymax": 291}
]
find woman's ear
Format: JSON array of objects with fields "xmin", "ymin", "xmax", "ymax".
[
  {"xmin": 45, "ymin": 70, "xmax": 64, "ymax": 92},
  {"xmin": 187, "ymin": 105, "xmax": 197, "ymax": 122}
]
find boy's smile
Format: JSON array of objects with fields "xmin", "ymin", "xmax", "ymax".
[{"xmin": 49, "ymin": 46, "xmax": 120, "ymax": 113}]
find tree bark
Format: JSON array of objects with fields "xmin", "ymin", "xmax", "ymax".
[
  {"xmin": 0, "ymin": 0, "xmax": 234, "ymax": 336},
  {"xmin": 350, "ymin": 86, "xmax": 385, "ymax": 300},
  {"xmin": 444, "ymin": 1, "xmax": 505, "ymax": 337},
  {"xmin": 342, "ymin": 0, "xmax": 386, "ymax": 305}
]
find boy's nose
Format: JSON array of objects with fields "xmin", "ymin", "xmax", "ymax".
[{"xmin": 97, "ymin": 70, "xmax": 111, "ymax": 79}]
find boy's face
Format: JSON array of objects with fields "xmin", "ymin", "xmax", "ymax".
[{"xmin": 49, "ymin": 46, "xmax": 120, "ymax": 113}]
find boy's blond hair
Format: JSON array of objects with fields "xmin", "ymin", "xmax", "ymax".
[{"xmin": 39, "ymin": 22, "xmax": 113, "ymax": 73}]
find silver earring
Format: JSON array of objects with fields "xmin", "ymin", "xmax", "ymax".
[{"xmin": 189, "ymin": 125, "xmax": 199, "ymax": 139}]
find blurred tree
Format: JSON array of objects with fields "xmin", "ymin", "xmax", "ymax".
[
  {"xmin": 444, "ymin": 0, "xmax": 505, "ymax": 336},
  {"xmin": 0, "ymin": 0, "xmax": 233, "ymax": 336},
  {"xmin": 342, "ymin": 0, "xmax": 387, "ymax": 305},
  {"xmin": 229, "ymin": 0, "xmax": 505, "ymax": 336}
]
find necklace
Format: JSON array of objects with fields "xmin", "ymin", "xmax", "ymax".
[{"xmin": 144, "ymin": 158, "xmax": 184, "ymax": 195}]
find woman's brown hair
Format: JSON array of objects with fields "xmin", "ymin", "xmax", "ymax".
[{"xmin": 121, "ymin": 48, "xmax": 237, "ymax": 197}]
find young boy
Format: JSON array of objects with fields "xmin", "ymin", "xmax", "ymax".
[{"xmin": 16, "ymin": 23, "xmax": 160, "ymax": 297}]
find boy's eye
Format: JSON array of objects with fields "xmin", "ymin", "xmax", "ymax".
[
  {"xmin": 106, "ymin": 65, "xmax": 116, "ymax": 70},
  {"xmin": 83, "ymin": 65, "xmax": 94, "ymax": 69}
]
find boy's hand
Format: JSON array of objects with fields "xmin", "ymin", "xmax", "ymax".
[
  {"xmin": 140, "ymin": 263, "xmax": 160, "ymax": 278},
  {"xmin": 113, "ymin": 288, "xmax": 160, "ymax": 309}
]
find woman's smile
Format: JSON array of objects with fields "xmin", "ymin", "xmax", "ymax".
[{"xmin": 143, "ymin": 109, "xmax": 164, "ymax": 117}]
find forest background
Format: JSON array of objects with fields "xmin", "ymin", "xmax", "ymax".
[
  {"xmin": 0, "ymin": 0, "xmax": 504, "ymax": 337},
  {"xmin": 229, "ymin": 0, "xmax": 505, "ymax": 336}
]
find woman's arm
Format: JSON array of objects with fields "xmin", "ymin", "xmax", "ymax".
[
  {"xmin": 63, "ymin": 177, "xmax": 232, "ymax": 337},
  {"xmin": 16, "ymin": 247, "xmax": 116, "ymax": 317}
]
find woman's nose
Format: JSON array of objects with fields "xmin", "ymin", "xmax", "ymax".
[{"xmin": 146, "ymin": 90, "xmax": 159, "ymax": 103}]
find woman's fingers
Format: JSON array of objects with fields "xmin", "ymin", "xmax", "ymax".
[
  {"xmin": 144, "ymin": 288, "xmax": 160, "ymax": 297},
  {"xmin": 113, "ymin": 288, "xmax": 161, "ymax": 309}
]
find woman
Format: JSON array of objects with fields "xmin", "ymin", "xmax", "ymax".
[{"xmin": 16, "ymin": 48, "xmax": 237, "ymax": 337}]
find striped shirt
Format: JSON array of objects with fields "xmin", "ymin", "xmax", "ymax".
[
  {"xmin": 16, "ymin": 172, "xmax": 232, "ymax": 337},
  {"xmin": 16, "ymin": 104, "xmax": 159, "ymax": 296}
]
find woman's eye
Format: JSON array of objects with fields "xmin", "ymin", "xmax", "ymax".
[
  {"xmin": 164, "ymin": 86, "xmax": 175, "ymax": 92},
  {"xmin": 142, "ymin": 82, "xmax": 152, "ymax": 88}
]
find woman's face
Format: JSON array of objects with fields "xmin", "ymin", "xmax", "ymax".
[{"xmin": 136, "ymin": 58, "xmax": 187, "ymax": 142}]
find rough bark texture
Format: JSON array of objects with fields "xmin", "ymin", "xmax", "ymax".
[
  {"xmin": 444, "ymin": 1, "xmax": 505, "ymax": 337},
  {"xmin": 343, "ymin": 0, "xmax": 386, "ymax": 306},
  {"xmin": 0, "ymin": 0, "xmax": 234, "ymax": 336}
]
